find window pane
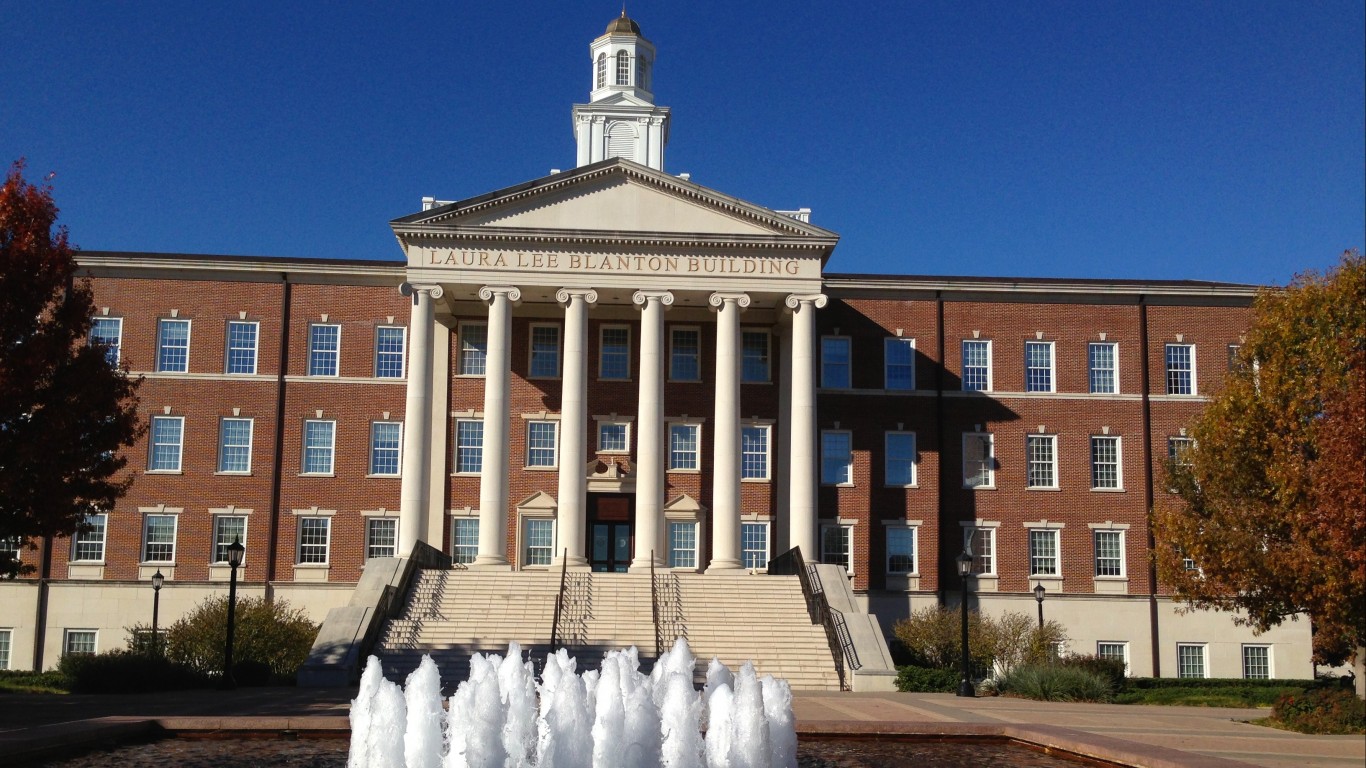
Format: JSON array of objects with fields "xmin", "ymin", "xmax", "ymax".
[
  {"xmin": 1178, "ymin": 645, "xmax": 1205, "ymax": 678},
  {"xmin": 668, "ymin": 522, "xmax": 697, "ymax": 568},
  {"xmin": 969, "ymin": 528, "xmax": 994, "ymax": 575},
  {"xmin": 670, "ymin": 328, "xmax": 699, "ymax": 381},
  {"xmin": 309, "ymin": 324, "xmax": 340, "ymax": 376},
  {"xmin": 1025, "ymin": 342, "xmax": 1053, "ymax": 392},
  {"xmin": 1091, "ymin": 436, "xmax": 1120, "ymax": 488},
  {"xmin": 963, "ymin": 434, "xmax": 994, "ymax": 488},
  {"xmin": 74, "ymin": 515, "xmax": 106, "ymax": 561},
  {"xmin": 213, "ymin": 516, "xmax": 246, "ymax": 563},
  {"xmin": 1029, "ymin": 530, "xmax": 1058, "ymax": 575},
  {"xmin": 821, "ymin": 338, "xmax": 851, "ymax": 388},
  {"xmin": 1026, "ymin": 436, "xmax": 1055, "ymax": 488},
  {"xmin": 65, "ymin": 630, "xmax": 96, "ymax": 656},
  {"xmin": 1166, "ymin": 344, "xmax": 1194, "ymax": 395},
  {"xmin": 90, "ymin": 317, "xmax": 122, "ymax": 366},
  {"xmin": 741, "ymin": 522, "xmax": 768, "ymax": 569},
  {"xmin": 669, "ymin": 425, "xmax": 699, "ymax": 470},
  {"xmin": 299, "ymin": 518, "xmax": 330, "ymax": 564},
  {"xmin": 600, "ymin": 327, "xmax": 630, "ymax": 379},
  {"xmin": 530, "ymin": 325, "xmax": 560, "ymax": 378},
  {"xmin": 741, "ymin": 331, "xmax": 770, "ymax": 382},
  {"xmin": 460, "ymin": 324, "xmax": 488, "ymax": 376},
  {"xmin": 303, "ymin": 421, "xmax": 334, "ymax": 474},
  {"xmin": 451, "ymin": 518, "xmax": 479, "ymax": 564},
  {"xmin": 527, "ymin": 421, "xmax": 558, "ymax": 467},
  {"xmin": 158, "ymin": 320, "xmax": 189, "ymax": 372},
  {"xmin": 1243, "ymin": 646, "xmax": 1270, "ymax": 679},
  {"xmin": 962, "ymin": 340, "xmax": 990, "ymax": 391},
  {"xmin": 885, "ymin": 338, "xmax": 915, "ymax": 390},
  {"xmin": 219, "ymin": 418, "xmax": 252, "ymax": 473},
  {"xmin": 0, "ymin": 628, "xmax": 11, "ymax": 670},
  {"xmin": 142, "ymin": 515, "xmax": 176, "ymax": 562},
  {"xmin": 367, "ymin": 518, "xmax": 398, "ymax": 559},
  {"xmin": 1095, "ymin": 531, "xmax": 1124, "ymax": 576},
  {"xmin": 525, "ymin": 519, "xmax": 553, "ymax": 565},
  {"xmin": 376, "ymin": 327, "xmax": 406, "ymax": 378},
  {"xmin": 886, "ymin": 432, "xmax": 916, "ymax": 486},
  {"xmin": 887, "ymin": 527, "xmax": 915, "ymax": 573},
  {"xmin": 599, "ymin": 423, "xmax": 628, "ymax": 452},
  {"xmin": 150, "ymin": 416, "xmax": 183, "ymax": 471},
  {"xmin": 1089, "ymin": 342, "xmax": 1116, "ymax": 394},
  {"xmin": 821, "ymin": 431, "xmax": 851, "ymax": 484},
  {"xmin": 741, "ymin": 426, "xmax": 768, "ymax": 479},
  {"xmin": 822, "ymin": 525, "xmax": 851, "ymax": 571},
  {"xmin": 456, "ymin": 420, "xmax": 484, "ymax": 473},
  {"xmin": 226, "ymin": 321, "xmax": 258, "ymax": 374},
  {"xmin": 370, "ymin": 422, "xmax": 401, "ymax": 475}
]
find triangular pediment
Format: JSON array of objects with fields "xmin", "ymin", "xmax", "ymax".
[{"xmin": 516, "ymin": 491, "xmax": 558, "ymax": 510}]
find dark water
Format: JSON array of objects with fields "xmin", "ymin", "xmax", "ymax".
[{"xmin": 44, "ymin": 736, "xmax": 1111, "ymax": 767}]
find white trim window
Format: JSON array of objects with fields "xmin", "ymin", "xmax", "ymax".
[
  {"xmin": 73, "ymin": 514, "xmax": 107, "ymax": 562},
  {"xmin": 1025, "ymin": 341, "xmax": 1055, "ymax": 392},
  {"xmin": 523, "ymin": 518, "xmax": 554, "ymax": 566},
  {"xmin": 1165, "ymin": 344, "xmax": 1196, "ymax": 395},
  {"xmin": 668, "ymin": 424, "xmax": 700, "ymax": 471},
  {"xmin": 599, "ymin": 325, "xmax": 631, "ymax": 380},
  {"xmin": 1177, "ymin": 644, "xmax": 1208, "ymax": 678},
  {"xmin": 821, "ymin": 336, "xmax": 851, "ymax": 388},
  {"xmin": 149, "ymin": 415, "xmax": 184, "ymax": 472},
  {"xmin": 455, "ymin": 419, "xmax": 483, "ymax": 474},
  {"xmin": 615, "ymin": 50, "xmax": 630, "ymax": 85},
  {"xmin": 297, "ymin": 517, "xmax": 331, "ymax": 564},
  {"xmin": 884, "ymin": 337, "xmax": 915, "ymax": 390},
  {"xmin": 142, "ymin": 514, "xmax": 177, "ymax": 563},
  {"xmin": 1026, "ymin": 435, "xmax": 1057, "ymax": 488},
  {"xmin": 302, "ymin": 420, "xmax": 336, "ymax": 475},
  {"xmin": 1242, "ymin": 645, "xmax": 1272, "ymax": 679},
  {"xmin": 741, "ymin": 521, "xmax": 769, "ymax": 570},
  {"xmin": 526, "ymin": 421, "xmax": 559, "ymax": 468},
  {"xmin": 596, "ymin": 52, "xmax": 606, "ymax": 88},
  {"xmin": 967, "ymin": 527, "xmax": 996, "ymax": 575},
  {"xmin": 218, "ymin": 417, "xmax": 253, "ymax": 474},
  {"xmin": 226, "ymin": 320, "xmax": 259, "ymax": 375},
  {"xmin": 821, "ymin": 523, "xmax": 853, "ymax": 573},
  {"xmin": 375, "ymin": 326, "xmax": 406, "ymax": 379},
  {"xmin": 886, "ymin": 526, "xmax": 916, "ymax": 574},
  {"xmin": 741, "ymin": 330, "xmax": 770, "ymax": 382},
  {"xmin": 1029, "ymin": 529, "xmax": 1060, "ymax": 576},
  {"xmin": 668, "ymin": 521, "xmax": 698, "ymax": 568},
  {"xmin": 212, "ymin": 516, "xmax": 247, "ymax": 564},
  {"xmin": 308, "ymin": 323, "xmax": 341, "ymax": 376},
  {"xmin": 885, "ymin": 431, "xmax": 917, "ymax": 486},
  {"xmin": 1091, "ymin": 436, "xmax": 1121, "ymax": 489},
  {"xmin": 961, "ymin": 339, "xmax": 991, "ymax": 392},
  {"xmin": 1097, "ymin": 642, "xmax": 1130, "ymax": 676},
  {"xmin": 669, "ymin": 327, "xmax": 701, "ymax": 381},
  {"xmin": 0, "ymin": 537, "xmax": 20, "ymax": 572},
  {"xmin": 1088, "ymin": 342, "xmax": 1118, "ymax": 394},
  {"xmin": 64, "ymin": 629, "xmax": 97, "ymax": 656},
  {"xmin": 1094, "ymin": 530, "xmax": 1125, "ymax": 577},
  {"xmin": 821, "ymin": 430, "xmax": 853, "ymax": 485},
  {"xmin": 741, "ymin": 425, "xmax": 769, "ymax": 480},
  {"xmin": 370, "ymin": 421, "xmax": 402, "ymax": 476},
  {"xmin": 963, "ymin": 433, "xmax": 994, "ymax": 488},
  {"xmin": 529, "ymin": 323, "xmax": 561, "ymax": 379},
  {"xmin": 0, "ymin": 628, "xmax": 10, "ymax": 669},
  {"xmin": 366, "ymin": 518, "xmax": 398, "ymax": 559},
  {"xmin": 157, "ymin": 318, "xmax": 190, "ymax": 373},
  {"xmin": 89, "ymin": 316, "xmax": 123, "ymax": 366},
  {"xmin": 597, "ymin": 421, "xmax": 630, "ymax": 453},
  {"xmin": 459, "ymin": 323, "xmax": 488, "ymax": 376},
  {"xmin": 451, "ymin": 518, "xmax": 478, "ymax": 564}
]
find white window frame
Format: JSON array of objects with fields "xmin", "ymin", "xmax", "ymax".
[
  {"xmin": 884, "ymin": 431, "xmax": 917, "ymax": 487},
  {"xmin": 1026, "ymin": 434, "xmax": 1058, "ymax": 489},
  {"xmin": 1094, "ymin": 529, "xmax": 1125, "ymax": 577},
  {"xmin": 369, "ymin": 421, "xmax": 402, "ymax": 477},
  {"xmin": 302, "ymin": 419, "xmax": 336, "ymax": 475},
  {"xmin": 1028, "ymin": 528, "xmax": 1060, "ymax": 576},
  {"xmin": 212, "ymin": 515, "xmax": 247, "ymax": 564},
  {"xmin": 962, "ymin": 432, "xmax": 995, "ymax": 489},
  {"xmin": 450, "ymin": 517, "xmax": 479, "ymax": 565},
  {"xmin": 1088, "ymin": 342, "xmax": 1118, "ymax": 394},
  {"xmin": 156, "ymin": 318, "xmax": 191, "ymax": 373},
  {"xmin": 141, "ymin": 513, "xmax": 178, "ymax": 564},
  {"xmin": 526, "ymin": 420, "xmax": 559, "ymax": 469},
  {"xmin": 89, "ymin": 316, "xmax": 123, "ymax": 366},
  {"xmin": 964, "ymin": 526, "xmax": 996, "ymax": 576},
  {"xmin": 454, "ymin": 419, "xmax": 483, "ymax": 474},
  {"xmin": 668, "ymin": 520, "xmax": 698, "ymax": 569},
  {"xmin": 961, "ymin": 339, "xmax": 992, "ymax": 392},
  {"xmin": 366, "ymin": 517, "xmax": 398, "ymax": 559},
  {"xmin": 308, "ymin": 323, "xmax": 341, "ymax": 377},
  {"xmin": 820, "ymin": 429, "xmax": 853, "ymax": 485},
  {"xmin": 668, "ymin": 423, "xmax": 701, "ymax": 472},
  {"xmin": 528, "ymin": 323, "xmax": 561, "ymax": 379},
  {"xmin": 1177, "ymin": 643, "xmax": 1208, "ymax": 679},
  {"xmin": 1096, "ymin": 641, "xmax": 1130, "ymax": 676},
  {"xmin": 741, "ymin": 424, "xmax": 770, "ymax": 481},
  {"xmin": 1025, "ymin": 340, "xmax": 1055, "ymax": 393},
  {"xmin": 669, "ymin": 326, "xmax": 701, "ymax": 382},
  {"xmin": 0, "ymin": 628, "xmax": 11, "ymax": 670},
  {"xmin": 375, "ymin": 326, "xmax": 407, "ymax": 379},
  {"xmin": 741, "ymin": 329, "xmax": 771, "ymax": 383},
  {"xmin": 63, "ymin": 629, "xmax": 97, "ymax": 656},
  {"xmin": 217, "ymin": 417, "xmax": 253, "ymax": 474},
  {"xmin": 821, "ymin": 336, "xmax": 852, "ymax": 389},
  {"xmin": 458, "ymin": 322, "xmax": 488, "ymax": 376},
  {"xmin": 597, "ymin": 421, "xmax": 631, "ymax": 454},
  {"xmin": 884, "ymin": 337, "xmax": 916, "ymax": 391},
  {"xmin": 72, "ymin": 513, "xmax": 107, "ymax": 562},
  {"xmin": 522, "ymin": 517, "xmax": 555, "ymax": 567},
  {"xmin": 821, "ymin": 522, "xmax": 854, "ymax": 574},
  {"xmin": 297, "ymin": 516, "xmax": 331, "ymax": 565},
  {"xmin": 599, "ymin": 325, "xmax": 631, "ymax": 380},
  {"xmin": 1165, "ymin": 343, "xmax": 1196, "ymax": 395},
  {"xmin": 1242, "ymin": 644, "xmax": 1273, "ymax": 679},
  {"xmin": 149, "ymin": 415, "xmax": 185, "ymax": 472},
  {"xmin": 886, "ymin": 525, "xmax": 917, "ymax": 575},
  {"xmin": 225, "ymin": 320, "xmax": 259, "ymax": 375},
  {"xmin": 741, "ymin": 521, "xmax": 769, "ymax": 570},
  {"xmin": 1090, "ymin": 435, "xmax": 1122, "ymax": 490}
]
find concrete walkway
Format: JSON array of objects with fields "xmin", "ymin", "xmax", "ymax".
[{"xmin": 1, "ymin": 688, "xmax": 1361, "ymax": 768}]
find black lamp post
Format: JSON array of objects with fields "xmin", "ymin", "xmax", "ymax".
[
  {"xmin": 956, "ymin": 550, "xmax": 975, "ymax": 697},
  {"xmin": 150, "ymin": 569, "xmax": 164, "ymax": 655},
  {"xmin": 1034, "ymin": 581, "xmax": 1046, "ymax": 629},
  {"xmin": 221, "ymin": 537, "xmax": 245, "ymax": 689}
]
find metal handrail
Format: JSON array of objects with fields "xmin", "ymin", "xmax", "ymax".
[
  {"xmin": 649, "ymin": 550, "xmax": 661, "ymax": 658},
  {"xmin": 771, "ymin": 546, "xmax": 854, "ymax": 690},
  {"xmin": 550, "ymin": 548, "xmax": 569, "ymax": 653}
]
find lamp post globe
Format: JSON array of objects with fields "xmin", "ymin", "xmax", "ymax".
[
  {"xmin": 221, "ymin": 538, "xmax": 245, "ymax": 690},
  {"xmin": 955, "ymin": 551, "xmax": 975, "ymax": 697},
  {"xmin": 150, "ymin": 569, "xmax": 164, "ymax": 656},
  {"xmin": 1033, "ymin": 581, "xmax": 1046, "ymax": 629}
]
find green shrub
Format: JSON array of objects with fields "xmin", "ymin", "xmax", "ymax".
[
  {"xmin": 891, "ymin": 606, "xmax": 1068, "ymax": 679},
  {"xmin": 143, "ymin": 595, "xmax": 318, "ymax": 681},
  {"xmin": 1058, "ymin": 654, "xmax": 1128, "ymax": 692},
  {"xmin": 1272, "ymin": 688, "xmax": 1366, "ymax": 734},
  {"xmin": 997, "ymin": 663, "xmax": 1114, "ymax": 702},
  {"xmin": 57, "ymin": 650, "xmax": 210, "ymax": 694},
  {"xmin": 895, "ymin": 665, "xmax": 961, "ymax": 692},
  {"xmin": 0, "ymin": 668, "xmax": 70, "ymax": 693}
]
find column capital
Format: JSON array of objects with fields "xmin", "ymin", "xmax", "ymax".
[
  {"xmin": 555, "ymin": 287, "xmax": 600, "ymax": 307},
  {"xmin": 399, "ymin": 282, "xmax": 445, "ymax": 302},
  {"xmin": 631, "ymin": 289, "xmax": 675, "ymax": 307},
  {"xmin": 784, "ymin": 293, "xmax": 828, "ymax": 311},
  {"xmin": 708, "ymin": 291, "xmax": 751, "ymax": 311},
  {"xmin": 478, "ymin": 285, "xmax": 522, "ymax": 304}
]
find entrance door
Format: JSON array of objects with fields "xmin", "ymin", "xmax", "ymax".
[{"xmin": 588, "ymin": 494, "xmax": 633, "ymax": 572}]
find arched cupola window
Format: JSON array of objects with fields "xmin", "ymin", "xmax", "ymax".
[
  {"xmin": 636, "ymin": 54, "xmax": 648, "ymax": 90},
  {"xmin": 596, "ymin": 52, "xmax": 607, "ymax": 88},
  {"xmin": 616, "ymin": 51, "xmax": 631, "ymax": 85}
]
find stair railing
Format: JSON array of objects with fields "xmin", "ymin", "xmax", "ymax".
[
  {"xmin": 770, "ymin": 546, "xmax": 856, "ymax": 691},
  {"xmin": 550, "ymin": 548, "xmax": 569, "ymax": 654},
  {"xmin": 650, "ymin": 550, "xmax": 661, "ymax": 658}
]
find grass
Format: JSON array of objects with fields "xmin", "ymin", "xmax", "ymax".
[
  {"xmin": 1115, "ymin": 683, "xmax": 1311, "ymax": 708},
  {"xmin": 0, "ymin": 669, "xmax": 70, "ymax": 694}
]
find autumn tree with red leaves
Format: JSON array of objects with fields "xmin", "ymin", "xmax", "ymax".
[
  {"xmin": 0, "ymin": 161, "xmax": 143, "ymax": 577},
  {"xmin": 1154, "ymin": 251, "xmax": 1365, "ymax": 665}
]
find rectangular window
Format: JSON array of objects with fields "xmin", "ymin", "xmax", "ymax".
[
  {"xmin": 459, "ymin": 323, "xmax": 488, "ymax": 376},
  {"xmin": 523, "ymin": 518, "xmax": 554, "ymax": 566},
  {"xmin": 1097, "ymin": 642, "xmax": 1130, "ymax": 676},
  {"xmin": 821, "ymin": 430, "xmax": 853, "ymax": 485},
  {"xmin": 366, "ymin": 518, "xmax": 398, "ymax": 559},
  {"xmin": 1089, "ymin": 342, "xmax": 1117, "ymax": 394},
  {"xmin": 1026, "ymin": 435, "xmax": 1057, "ymax": 488},
  {"xmin": 669, "ymin": 424, "xmax": 700, "ymax": 470},
  {"xmin": 308, "ymin": 324, "xmax": 340, "ymax": 376},
  {"xmin": 1227, "ymin": 343, "xmax": 1243, "ymax": 372},
  {"xmin": 218, "ymin": 417, "xmax": 253, "ymax": 473},
  {"xmin": 1168, "ymin": 437, "xmax": 1194, "ymax": 468},
  {"xmin": 821, "ymin": 336, "xmax": 851, "ymax": 388},
  {"xmin": 741, "ymin": 330, "xmax": 770, "ymax": 382},
  {"xmin": 0, "ymin": 628, "xmax": 10, "ymax": 670},
  {"xmin": 1165, "ymin": 344, "xmax": 1195, "ymax": 395},
  {"xmin": 821, "ymin": 524, "xmax": 853, "ymax": 573},
  {"xmin": 72, "ymin": 514, "xmax": 107, "ymax": 562},
  {"xmin": 598, "ymin": 422, "xmax": 629, "ymax": 453},
  {"xmin": 599, "ymin": 326, "xmax": 630, "ymax": 379},
  {"xmin": 64, "ymin": 630, "xmax": 97, "ymax": 656},
  {"xmin": 668, "ymin": 521, "xmax": 697, "ymax": 568},
  {"xmin": 670, "ymin": 327, "xmax": 700, "ymax": 381},
  {"xmin": 1242, "ymin": 645, "xmax": 1271, "ymax": 679},
  {"xmin": 455, "ymin": 419, "xmax": 483, "ymax": 474},
  {"xmin": 157, "ymin": 319, "xmax": 190, "ymax": 372},
  {"xmin": 1091, "ymin": 436, "xmax": 1121, "ymax": 489},
  {"xmin": 961, "ymin": 340, "xmax": 991, "ymax": 392},
  {"xmin": 370, "ymin": 421, "xmax": 401, "ymax": 476},
  {"xmin": 0, "ymin": 537, "xmax": 20, "ymax": 572},
  {"xmin": 302, "ymin": 420, "xmax": 335, "ymax": 475},
  {"xmin": 226, "ymin": 321, "xmax": 259, "ymax": 374},
  {"xmin": 885, "ymin": 432, "xmax": 917, "ymax": 486},
  {"xmin": 741, "ymin": 425, "xmax": 769, "ymax": 480},
  {"xmin": 149, "ymin": 415, "xmax": 184, "ymax": 472},
  {"xmin": 1029, "ymin": 529, "xmax": 1059, "ymax": 576},
  {"xmin": 142, "ymin": 514, "xmax": 177, "ymax": 563},
  {"xmin": 212, "ymin": 516, "xmax": 247, "ymax": 563},
  {"xmin": 1025, "ymin": 341, "xmax": 1054, "ymax": 392},
  {"xmin": 298, "ymin": 517, "xmax": 331, "ymax": 564},
  {"xmin": 884, "ymin": 337, "xmax": 915, "ymax": 390},
  {"xmin": 451, "ymin": 518, "xmax": 479, "ymax": 564},
  {"xmin": 529, "ymin": 324, "xmax": 561, "ymax": 378},
  {"xmin": 887, "ymin": 526, "xmax": 916, "ymax": 574},
  {"xmin": 967, "ymin": 528, "xmax": 995, "ymax": 575},
  {"xmin": 741, "ymin": 522, "xmax": 769, "ymax": 570},
  {"xmin": 963, "ymin": 433, "xmax": 995, "ymax": 488},
  {"xmin": 90, "ymin": 317, "xmax": 123, "ymax": 366},
  {"xmin": 1177, "ymin": 644, "xmax": 1207, "ymax": 678},
  {"xmin": 526, "ymin": 421, "xmax": 559, "ymax": 468},
  {"xmin": 375, "ymin": 326, "xmax": 406, "ymax": 378},
  {"xmin": 1094, "ymin": 530, "xmax": 1125, "ymax": 577}
]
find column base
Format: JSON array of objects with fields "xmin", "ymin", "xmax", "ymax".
[
  {"xmin": 551, "ymin": 554, "xmax": 590, "ymax": 569},
  {"xmin": 705, "ymin": 558, "xmax": 745, "ymax": 574},
  {"xmin": 470, "ymin": 556, "xmax": 512, "ymax": 571},
  {"xmin": 628, "ymin": 557, "xmax": 662, "ymax": 573}
]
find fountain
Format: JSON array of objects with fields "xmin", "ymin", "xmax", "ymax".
[{"xmin": 347, "ymin": 638, "xmax": 797, "ymax": 768}]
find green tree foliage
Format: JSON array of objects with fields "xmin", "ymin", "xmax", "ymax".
[
  {"xmin": 1154, "ymin": 251, "xmax": 1365, "ymax": 664},
  {"xmin": 0, "ymin": 161, "xmax": 142, "ymax": 577},
  {"xmin": 145, "ymin": 595, "xmax": 319, "ymax": 679}
]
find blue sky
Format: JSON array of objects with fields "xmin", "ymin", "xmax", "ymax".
[{"xmin": 4, "ymin": 1, "xmax": 1362, "ymax": 285}]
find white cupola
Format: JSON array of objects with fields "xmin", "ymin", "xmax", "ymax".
[{"xmin": 573, "ymin": 12, "xmax": 671, "ymax": 170}]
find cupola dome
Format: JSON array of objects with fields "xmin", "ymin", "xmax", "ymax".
[{"xmin": 605, "ymin": 12, "xmax": 641, "ymax": 36}]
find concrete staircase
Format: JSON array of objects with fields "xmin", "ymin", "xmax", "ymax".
[{"xmin": 373, "ymin": 569, "xmax": 840, "ymax": 690}]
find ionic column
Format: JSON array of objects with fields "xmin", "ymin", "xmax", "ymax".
[
  {"xmin": 475, "ymin": 285, "xmax": 520, "ymax": 568},
  {"xmin": 707, "ymin": 291, "xmax": 750, "ymax": 572},
  {"xmin": 631, "ymin": 289, "xmax": 673, "ymax": 571},
  {"xmin": 554, "ymin": 288, "xmax": 598, "ymax": 567},
  {"xmin": 785, "ymin": 293, "xmax": 827, "ymax": 560},
  {"xmin": 397, "ymin": 282, "xmax": 443, "ymax": 557}
]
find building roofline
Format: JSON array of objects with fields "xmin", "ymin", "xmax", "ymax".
[
  {"xmin": 75, "ymin": 250, "xmax": 405, "ymax": 285},
  {"xmin": 823, "ymin": 271, "xmax": 1262, "ymax": 299}
]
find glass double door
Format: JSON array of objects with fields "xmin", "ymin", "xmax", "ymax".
[{"xmin": 588, "ymin": 494, "xmax": 633, "ymax": 572}]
